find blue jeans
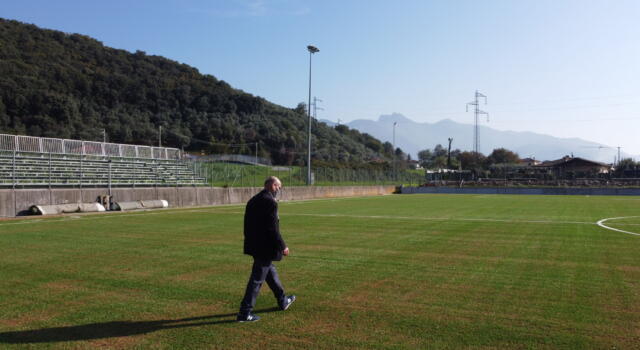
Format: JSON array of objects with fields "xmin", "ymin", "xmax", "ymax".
[{"xmin": 239, "ymin": 258, "xmax": 285, "ymax": 315}]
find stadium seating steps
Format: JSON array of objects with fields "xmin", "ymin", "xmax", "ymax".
[{"xmin": 0, "ymin": 152, "xmax": 207, "ymax": 187}]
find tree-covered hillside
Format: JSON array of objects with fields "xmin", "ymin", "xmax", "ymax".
[{"xmin": 0, "ymin": 19, "xmax": 393, "ymax": 165}]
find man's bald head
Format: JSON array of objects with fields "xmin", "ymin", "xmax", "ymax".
[{"xmin": 264, "ymin": 176, "xmax": 282, "ymax": 194}]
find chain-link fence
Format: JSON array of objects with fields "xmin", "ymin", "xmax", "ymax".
[{"xmin": 192, "ymin": 160, "xmax": 425, "ymax": 187}]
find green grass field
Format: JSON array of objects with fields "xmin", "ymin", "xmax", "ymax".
[{"xmin": 1, "ymin": 194, "xmax": 640, "ymax": 349}]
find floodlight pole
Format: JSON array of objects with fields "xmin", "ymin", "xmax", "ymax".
[
  {"xmin": 447, "ymin": 137, "xmax": 453, "ymax": 169},
  {"xmin": 393, "ymin": 122, "xmax": 397, "ymax": 181},
  {"xmin": 306, "ymin": 45, "xmax": 319, "ymax": 185}
]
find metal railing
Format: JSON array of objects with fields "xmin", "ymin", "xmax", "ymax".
[
  {"xmin": 0, "ymin": 153, "xmax": 206, "ymax": 187},
  {"xmin": 0, "ymin": 133, "xmax": 181, "ymax": 160}
]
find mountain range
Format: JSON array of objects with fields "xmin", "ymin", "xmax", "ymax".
[{"xmin": 321, "ymin": 113, "xmax": 630, "ymax": 163}]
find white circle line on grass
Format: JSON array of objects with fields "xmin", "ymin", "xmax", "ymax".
[{"xmin": 596, "ymin": 216, "xmax": 640, "ymax": 236}]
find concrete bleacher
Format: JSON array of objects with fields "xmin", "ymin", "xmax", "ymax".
[{"xmin": 0, "ymin": 153, "xmax": 206, "ymax": 187}]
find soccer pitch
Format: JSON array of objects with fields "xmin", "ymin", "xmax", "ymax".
[{"xmin": 1, "ymin": 194, "xmax": 639, "ymax": 349}]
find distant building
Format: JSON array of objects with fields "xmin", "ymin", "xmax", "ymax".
[
  {"xmin": 534, "ymin": 156, "xmax": 611, "ymax": 178},
  {"xmin": 519, "ymin": 157, "xmax": 541, "ymax": 166},
  {"xmin": 407, "ymin": 160, "xmax": 421, "ymax": 169}
]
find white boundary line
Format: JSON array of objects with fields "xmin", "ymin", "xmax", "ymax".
[
  {"xmin": 281, "ymin": 213, "xmax": 595, "ymax": 225},
  {"xmin": 0, "ymin": 196, "xmax": 368, "ymax": 227},
  {"xmin": 0, "ymin": 196, "xmax": 379, "ymax": 227},
  {"xmin": 596, "ymin": 216, "xmax": 640, "ymax": 236},
  {"xmin": 0, "ymin": 209, "xmax": 597, "ymax": 228}
]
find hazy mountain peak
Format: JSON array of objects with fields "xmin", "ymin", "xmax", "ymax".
[
  {"xmin": 377, "ymin": 113, "xmax": 413, "ymax": 124},
  {"xmin": 345, "ymin": 114, "xmax": 627, "ymax": 163},
  {"xmin": 434, "ymin": 118, "xmax": 457, "ymax": 125}
]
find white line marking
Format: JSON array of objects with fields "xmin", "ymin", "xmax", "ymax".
[
  {"xmin": 596, "ymin": 216, "xmax": 640, "ymax": 236},
  {"xmin": 0, "ymin": 208, "xmax": 237, "ymax": 227},
  {"xmin": 0, "ymin": 196, "xmax": 380, "ymax": 227},
  {"xmin": 282, "ymin": 213, "xmax": 595, "ymax": 225},
  {"xmin": 3, "ymin": 196, "xmax": 627, "ymax": 231}
]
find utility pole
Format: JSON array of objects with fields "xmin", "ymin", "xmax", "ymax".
[
  {"xmin": 306, "ymin": 45, "xmax": 319, "ymax": 185},
  {"xmin": 393, "ymin": 122, "xmax": 397, "ymax": 181},
  {"xmin": 158, "ymin": 126, "xmax": 162, "ymax": 147},
  {"xmin": 447, "ymin": 138, "xmax": 453, "ymax": 169},
  {"xmin": 102, "ymin": 129, "xmax": 106, "ymax": 144},
  {"xmin": 313, "ymin": 97, "xmax": 324, "ymax": 120},
  {"xmin": 466, "ymin": 91, "xmax": 489, "ymax": 155}
]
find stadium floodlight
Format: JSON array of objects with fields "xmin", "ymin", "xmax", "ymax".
[{"xmin": 306, "ymin": 45, "xmax": 319, "ymax": 185}]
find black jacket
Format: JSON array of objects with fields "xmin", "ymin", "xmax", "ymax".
[{"xmin": 243, "ymin": 189, "xmax": 286, "ymax": 261}]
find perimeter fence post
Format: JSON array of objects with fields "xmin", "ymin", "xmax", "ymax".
[
  {"xmin": 80, "ymin": 152, "xmax": 83, "ymax": 190},
  {"xmin": 12, "ymin": 150, "xmax": 16, "ymax": 189},
  {"xmin": 108, "ymin": 159, "xmax": 112, "ymax": 196}
]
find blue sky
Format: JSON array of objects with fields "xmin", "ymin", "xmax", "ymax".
[{"xmin": 2, "ymin": 0, "xmax": 640, "ymax": 156}]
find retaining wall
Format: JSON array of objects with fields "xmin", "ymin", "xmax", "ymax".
[
  {"xmin": 0, "ymin": 185, "xmax": 395, "ymax": 217},
  {"xmin": 402, "ymin": 186, "xmax": 640, "ymax": 196}
]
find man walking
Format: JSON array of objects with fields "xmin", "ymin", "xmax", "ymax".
[{"xmin": 237, "ymin": 176, "xmax": 295, "ymax": 322}]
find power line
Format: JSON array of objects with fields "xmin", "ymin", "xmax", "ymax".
[
  {"xmin": 413, "ymin": 94, "xmax": 639, "ymax": 117},
  {"xmin": 489, "ymin": 116, "xmax": 640, "ymax": 124}
]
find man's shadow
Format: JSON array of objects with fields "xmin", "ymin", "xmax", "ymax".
[{"xmin": 0, "ymin": 307, "xmax": 280, "ymax": 344}]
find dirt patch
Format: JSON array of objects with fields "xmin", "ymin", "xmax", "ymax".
[
  {"xmin": 616, "ymin": 265, "xmax": 640, "ymax": 273},
  {"xmin": 415, "ymin": 251, "xmax": 633, "ymax": 272},
  {"xmin": 0, "ymin": 309, "xmax": 61, "ymax": 329},
  {"xmin": 342, "ymin": 278, "xmax": 391, "ymax": 307},
  {"xmin": 43, "ymin": 280, "xmax": 85, "ymax": 292},
  {"xmin": 86, "ymin": 334, "xmax": 143, "ymax": 349}
]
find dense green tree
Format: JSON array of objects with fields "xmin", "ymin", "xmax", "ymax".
[
  {"xmin": 417, "ymin": 149, "xmax": 432, "ymax": 166},
  {"xmin": 418, "ymin": 144, "xmax": 462, "ymax": 169},
  {"xmin": 0, "ymin": 18, "xmax": 393, "ymax": 165},
  {"xmin": 486, "ymin": 148, "xmax": 520, "ymax": 165},
  {"xmin": 458, "ymin": 151, "xmax": 486, "ymax": 171},
  {"xmin": 614, "ymin": 158, "xmax": 639, "ymax": 178}
]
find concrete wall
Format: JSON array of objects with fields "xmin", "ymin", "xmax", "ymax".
[
  {"xmin": 0, "ymin": 190, "xmax": 14, "ymax": 217},
  {"xmin": 402, "ymin": 186, "xmax": 640, "ymax": 196},
  {"xmin": 16, "ymin": 189, "xmax": 54, "ymax": 216},
  {"xmin": 0, "ymin": 185, "xmax": 395, "ymax": 217}
]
